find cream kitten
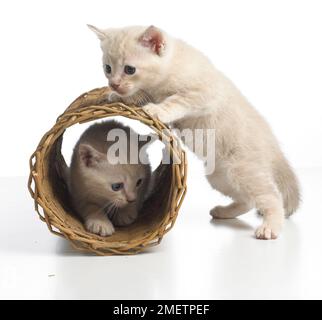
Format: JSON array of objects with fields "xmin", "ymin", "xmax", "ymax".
[
  {"xmin": 88, "ymin": 25, "xmax": 300, "ymax": 239},
  {"xmin": 69, "ymin": 120, "xmax": 152, "ymax": 236}
]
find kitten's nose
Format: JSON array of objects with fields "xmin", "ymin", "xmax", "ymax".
[
  {"xmin": 127, "ymin": 195, "xmax": 136, "ymax": 203},
  {"xmin": 110, "ymin": 83, "xmax": 120, "ymax": 91}
]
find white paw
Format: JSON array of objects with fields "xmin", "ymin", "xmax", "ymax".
[
  {"xmin": 85, "ymin": 217, "xmax": 115, "ymax": 237},
  {"xmin": 255, "ymin": 221, "xmax": 282, "ymax": 240},
  {"xmin": 107, "ymin": 92, "xmax": 121, "ymax": 103},
  {"xmin": 210, "ymin": 206, "xmax": 226, "ymax": 219},
  {"xmin": 143, "ymin": 104, "xmax": 172, "ymax": 123}
]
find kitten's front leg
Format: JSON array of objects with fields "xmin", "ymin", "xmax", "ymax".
[
  {"xmin": 107, "ymin": 90, "xmax": 153, "ymax": 107},
  {"xmin": 143, "ymin": 94, "xmax": 195, "ymax": 123},
  {"xmin": 107, "ymin": 92, "xmax": 122, "ymax": 103},
  {"xmin": 82, "ymin": 203, "xmax": 115, "ymax": 237},
  {"xmin": 112, "ymin": 204, "xmax": 138, "ymax": 227}
]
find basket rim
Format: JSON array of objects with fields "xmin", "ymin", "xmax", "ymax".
[{"xmin": 28, "ymin": 87, "xmax": 187, "ymax": 255}]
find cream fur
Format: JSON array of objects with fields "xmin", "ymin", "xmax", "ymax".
[{"xmin": 89, "ymin": 25, "xmax": 300, "ymax": 239}]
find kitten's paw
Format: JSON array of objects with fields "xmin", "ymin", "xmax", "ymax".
[
  {"xmin": 112, "ymin": 213, "xmax": 137, "ymax": 227},
  {"xmin": 85, "ymin": 217, "xmax": 115, "ymax": 237},
  {"xmin": 107, "ymin": 92, "xmax": 122, "ymax": 103},
  {"xmin": 210, "ymin": 206, "xmax": 228, "ymax": 219},
  {"xmin": 143, "ymin": 104, "xmax": 172, "ymax": 123},
  {"xmin": 255, "ymin": 221, "xmax": 282, "ymax": 240}
]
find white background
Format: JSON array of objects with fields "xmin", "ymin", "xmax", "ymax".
[
  {"xmin": 0, "ymin": 0, "xmax": 321, "ymax": 175},
  {"xmin": 1, "ymin": 0, "xmax": 322, "ymax": 300}
]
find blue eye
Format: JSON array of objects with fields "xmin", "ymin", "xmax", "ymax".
[
  {"xmin": 124, "ymin": 65, "xmax": 136, "ymax": 75},
  {"xmin": 111, "ymin": 183, "xmax": 123, "ymax": 191},
  {"xmin": 105, "ymin": 64, "xmax": 112, "ymax": 74}
]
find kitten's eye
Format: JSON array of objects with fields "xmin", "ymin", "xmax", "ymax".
[
  {"xmin": 111, "ymin": 183, "xmax": 123, "ymax": 191},
  {"xmin": 105, "ymin": 64, "xmax": 112, "ymax": 74},
  {"xmin": 136, "ymin": 179, "xmax": 143, "ymax": 187},
  {"xmin": 124, "ymin": 65, "xmax": 136, "ymax": 75}
]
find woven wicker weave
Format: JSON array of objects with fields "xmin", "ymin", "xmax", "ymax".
[{"xmin": 28, "ymin": 87, "xmax": 187, "ymax": 255}]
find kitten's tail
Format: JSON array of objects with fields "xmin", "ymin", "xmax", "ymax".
[{"xmin": 273, "ymin": 155, "xmax": 300, "ymax": 216}]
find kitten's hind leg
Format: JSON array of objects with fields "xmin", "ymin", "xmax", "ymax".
[
  {"xmin": 207, "ymin": 168, "xmax": 252, "ymax": 219},
  {"xmin": 210, "ymin": 202, "xmax": 252, "ymax": 219},
  {"xmin": 212, "ymin": 162, "xmax": 284, "ymax": 239},
  {"xmin": 254, "ymin": 193, "xmax": 284, "ymax": 240},
  {"xmin": 238, "ymin": 171, "xmax": 284, "ymax": 239}
]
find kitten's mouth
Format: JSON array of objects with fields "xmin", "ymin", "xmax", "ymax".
[
  {"xmin": 110, "ymin": 86, "xmax": 136, "ymax": 98},
  {"xmin": 111, "ymin": 88, "xmax": 128, "ymax": 96}
]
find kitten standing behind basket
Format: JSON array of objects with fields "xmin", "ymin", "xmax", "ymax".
[
  {"xmin": 69, "ymin": 120, "xmax": 153, "ymax": 236},
  {"xmin": 88, "ymin": 24, "xmax": 300, "ymax": 240}
]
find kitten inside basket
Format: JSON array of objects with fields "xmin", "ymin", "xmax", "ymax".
[{"xmin": 66, "ymin": 119, "xmax": 160, "ymax": 237}]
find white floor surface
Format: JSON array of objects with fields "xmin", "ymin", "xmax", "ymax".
[{"xmin": 0, "ymin": 166, "xmax": 321, "ymax": 299}]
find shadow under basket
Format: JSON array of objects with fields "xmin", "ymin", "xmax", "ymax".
[{"xmin": 28, "ymin": 87, "xmax": 187, "ymax": 255}]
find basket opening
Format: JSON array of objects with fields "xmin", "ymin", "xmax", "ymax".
[{"xmin": 45, "ymin": 116, "xmax": 173, "ymax": 242}]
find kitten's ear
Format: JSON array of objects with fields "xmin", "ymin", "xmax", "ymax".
[
  {"xmin": 78, "ymin": 144, "xmax": 105, "ymax": 168},
  {"xmin": 138, "ymin": 26, "xmax": 165, "ymax": 56},
  {"xmin": 87, "ymin": 24, "xmax": 107, "ymax": 41}
]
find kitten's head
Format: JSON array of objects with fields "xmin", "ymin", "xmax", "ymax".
[
  {"xmin": 78, "ymin": 143, "xmax": 150, "ymax": 210},
  {"xmin": 88, "ymin": 25, "xmax": 172, "ymax": 97}
]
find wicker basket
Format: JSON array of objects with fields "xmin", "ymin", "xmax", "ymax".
[{"xmin": 28, "ymin": 87, "xmax": 187, "ymax": 255}]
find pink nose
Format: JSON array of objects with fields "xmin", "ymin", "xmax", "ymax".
[
  {"xmin": 110, "ymin": 83, "xmax": 120, "ymax": 91},
  {"xmin": 126, "ymin": 194, "xmax": 136, "ymax": 203}
]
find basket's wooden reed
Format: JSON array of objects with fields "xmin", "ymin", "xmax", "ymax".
[{"xmin": 28, "ymin": 87, "xmax": 187, "ymax": 255}]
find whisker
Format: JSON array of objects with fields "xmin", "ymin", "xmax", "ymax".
[
  {"xmin": 110, "ymin": 201, "xmax": 120, "ymax": 222},
  {"xmin": 107, "ymin": 201, "xmax": 116, "ymax": 219},
  {"xmin": 105, "ymin": 203, "xmax": 115, "ymax": 217},
  {"xmin": 89, "ymin": 200, "xmax": 111, "ymax": 218}
]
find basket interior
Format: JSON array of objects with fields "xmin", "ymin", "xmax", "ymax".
[{"xmin": 44, "ymin": 130, "xmax": 173, "ymax": 243}]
